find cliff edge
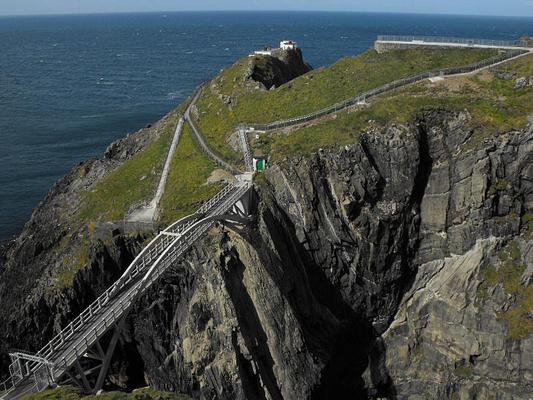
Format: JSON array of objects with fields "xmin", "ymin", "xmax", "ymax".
[{"xmin": 1, "ymin": 48, "xmax": 532, "ymax": 400}]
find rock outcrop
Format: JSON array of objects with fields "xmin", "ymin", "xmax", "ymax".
[
  {"xmin": 248, "ymin": 49, "xmax": 312, "ymax": 90},
  {"xmin": 0, "ymin": 107, "xmax": 532, "ymax": 400}
]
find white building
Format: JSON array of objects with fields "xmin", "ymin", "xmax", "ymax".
[
  {"xmin": 249, "ymin": 40, "xmax": 298, "ymax": 57},
  {"xmin": 280, "ymin": 40, "xmax": 297, "ymax": 50}
]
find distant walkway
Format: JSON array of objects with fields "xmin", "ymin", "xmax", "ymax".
[
  {"xmin": 375, "ymin": 35, "xmax": 533, "ymax": 51},
  {"xmin": 184, "ymin": 90, "xmax": 241, "ymax": 175},
  {"xmin": 136, "ymin": 38, "xmax": 532, "ymax": 176},
  {"xmin": 128, "ymin": 84, "xmax": 241, "ymax": 226}
]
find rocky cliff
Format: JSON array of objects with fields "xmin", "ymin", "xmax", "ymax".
[
  {"xmin": 0, "ymin": 112, "xmax": 177, "ymax": 389},
  {"xmin": 123, "ymin": 110, "xmax": 532, "ymax": 399},
  {"xmin": 1, "ymin": 74, "xmax": 533, "ymax": 399}
]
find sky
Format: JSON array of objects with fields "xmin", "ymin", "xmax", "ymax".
[{"xmin": 0, "ymin": 0, "xmax": 532, "ymax": 17}]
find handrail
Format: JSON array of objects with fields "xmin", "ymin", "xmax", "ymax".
[
  {"xmin": 34, "ymin": 182, "xmax": 242, "ymax": 363},
  {"xmin": 1, "ymin": 181, "xmax": 251, "ymax": 399},
  {"xmin": 376, "ymin": 35, "xmax": 533, "ymax": 49},
  {"xmin": 238, "ymin": 127, "xmax": 254, "ymax": 172},
  {"xmin": 244, "ymin": 49, "xmax": 528, "ymax": 132},
  {"xmin": 4, "ymin": 38, "xmax": 526, "ymax": 400},
  {"xmin": 47, "ymin": 183, "xmax": 250, "ymax": 379}
]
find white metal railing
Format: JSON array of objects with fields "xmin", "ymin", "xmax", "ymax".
[
  {"xmin": 0, "ymin": 182, "xmax": 251, "ymax": 399},
  {"xmin": 47, "ymin": 183, "xmax": 250, "ymax": 376},
  {"xmin": 376, "ymin": 35, "xmax": 533, "ymax": 49},
  {"xmin": 237, "ymin": 127, "xmax": 254, "ymax": 172},
  {"xmin": 4, "ymin": 37, "xmax": 524, "ymax": 398}
]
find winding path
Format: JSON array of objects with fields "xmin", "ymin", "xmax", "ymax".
[{"xmin": 184, "ymin": 103, "xmax": 240, "ymax": 175}]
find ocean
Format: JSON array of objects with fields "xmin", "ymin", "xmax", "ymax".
[{"xmin": 0, "ymin": 11, "xmax": 532, "ymax": 243}]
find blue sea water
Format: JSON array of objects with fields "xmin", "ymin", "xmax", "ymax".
[{"xmin": 0, "ymin": 11, "xmax": 532, "ymax": 243}]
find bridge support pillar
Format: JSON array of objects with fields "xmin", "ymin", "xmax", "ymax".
[
  {"xmin": 93, "ymin": 324, "xmax": 122, "ymax": 393},
  {"xmin": 61, "ymin": 318, "xmax": 126, "ymax": 394}
]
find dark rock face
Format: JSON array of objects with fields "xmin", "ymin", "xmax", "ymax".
[
  {"xmin": 1, "ymin": 109, "xmax": 532, "ymax": 399},
  {"xmin": 125, "ymin": 111, "xmax": 533, "ymax": 399},
  {"xmin": 0, "ymin": 111, "xmax": 174, "ymax": 379},
  {"xmin": 249, "ymin": 49, "xmax": 312, "ymax": 90}
]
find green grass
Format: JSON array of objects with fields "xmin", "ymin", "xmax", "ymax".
[
  {"xmin": 500, "ymin": 286, "xmax": 533, "ymax": 340},
  {"xmin": 522, "ymin": 213, "xmax": 533, "ymax": 232},
  {"xmin": 453, "ymin": 365, "xmax": 473, "ymax": 378},
  {"xmin": 22, "ymin": 386, "xmax": 83, "ymax": 400},
  {"xmin": 223, "ymin": 48, "xmax": 498, "ymax": 123},
  {"xmin": 195, "ymin": 48, "xmax": 498, "ymax": 164},
  {"xmin": 193, "ymin": 92, "xmax": 242, "ymax": 167},
  {"xmin": 158, "ymin": 123, "xmax": 224, "ymax": 225},
  {"xmin": 77, "ymin": 115, "xmax": 178, "ymax": 223},
  {"xmin": 477, "ymin": 238, "xmax": 533, "ymax": 340},
  {"xmin": 488, "ymin": 179, "xmax": 510, "ymax": 195},
  {"xmin": 54, "ymin": 242, "xmax": 91, "ymax": 289},
  {"xmin": 260, "ymin": 52, "xmax": 533, "ymax": 160},
  {"xmin": 22, "ymin": 386, "xmax": 191, "ymax": 400}
]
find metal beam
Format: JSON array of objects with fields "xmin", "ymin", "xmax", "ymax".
[
  {"xmin": 94, "ymin": 322, "xmax": 123, "ymax": 393},
  {"xmin": 95, "ymin": 340, "xmax": 106, "ymax": 360},
  {"xmin": 0, "ymin": 182, "xmax": 253, "ymax": 398},
  {"xmin": 74, "ymin": 360, "xmax": 92, "ymax": 393},
  {"xmin": 64, "ymin": 370, "xmax": 83, "ymax": 389}
]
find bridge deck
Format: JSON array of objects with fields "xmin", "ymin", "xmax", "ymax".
[{"xmin": 1, "ymin": 181, "xmax": 251, "ymax": 399}]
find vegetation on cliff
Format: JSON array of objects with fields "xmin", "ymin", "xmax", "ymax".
[
  {"xmin": 77, "ymin": 113, "xmax": 178, "ymax": 223},
  {"xmin": 2, "ymin": 43, "xmax": 532, "ymax": 399},
  {"xmin": 194, "ymin": 47, "xmax": 497, "ymax": 161},
  {"xmin": 158, "ymin": 123, "xmax": 223, "ymax": 225},
  {"xmin": 478, "ymin": 229, "xmax": 533, "ymax": 340},
  {"xmin": 257, "ymin": 52, "xmax": 533, "ymax": 160},
  {"xmin": 22, "ymin": 386, "xmax": 191, "ymax": 400}
]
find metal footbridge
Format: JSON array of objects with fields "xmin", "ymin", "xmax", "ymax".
[{"xmin": 0, "ymin": 178, "xmax": 253, "ymax": 399}]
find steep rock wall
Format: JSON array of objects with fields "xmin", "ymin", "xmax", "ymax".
[
  {"xmin": 1, "ymin": 109, "xmax": 531, "ymax": 399},
  {"xmin": 125, "ymin": 111, "xmax": 532, "ymax": 399}
]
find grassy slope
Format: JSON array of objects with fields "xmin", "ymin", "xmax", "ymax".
[
  {"xmin": 477, "ymin": 226, "xmax": 533, "ymax": 340},
  {"xmin": 49, "ymin": 48, "xmax": 528, "ymax": 293},
  {"xmin": 260, "ymin": 53, "xmax": 532, "ymax": 161},
  {"xmin": 194, "ymin": 48, "xmax": 498, "ymax": 162},
  {"xmin": 22, "ymin": 386, "xmax": 191, "ymax": 400},
  {"xmin": 158, "ymin": 123, "xmax": 223, "ymax": 225},
  {"xmin": 77, "ymin": 115, "xmax": 178, "ymax": 223},
  {"xmin": 47, "ymin": 111, "xmax": 183, "ymax": 288}
]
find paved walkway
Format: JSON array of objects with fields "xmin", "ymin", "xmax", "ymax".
[
  {"xmin": 184, "ymin": 98, "xmax": 240, "ymax": 175},
  {"xmin": 127, "ymin": 117, "xmax": 184, "ymax": 223},
  {"xmin": 243, "ymin": 48, "xmax": 532, "ymax": 133},
  {"xmin": 375, "ymin": 39, "xmax": 532, "ymax": 52}
]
